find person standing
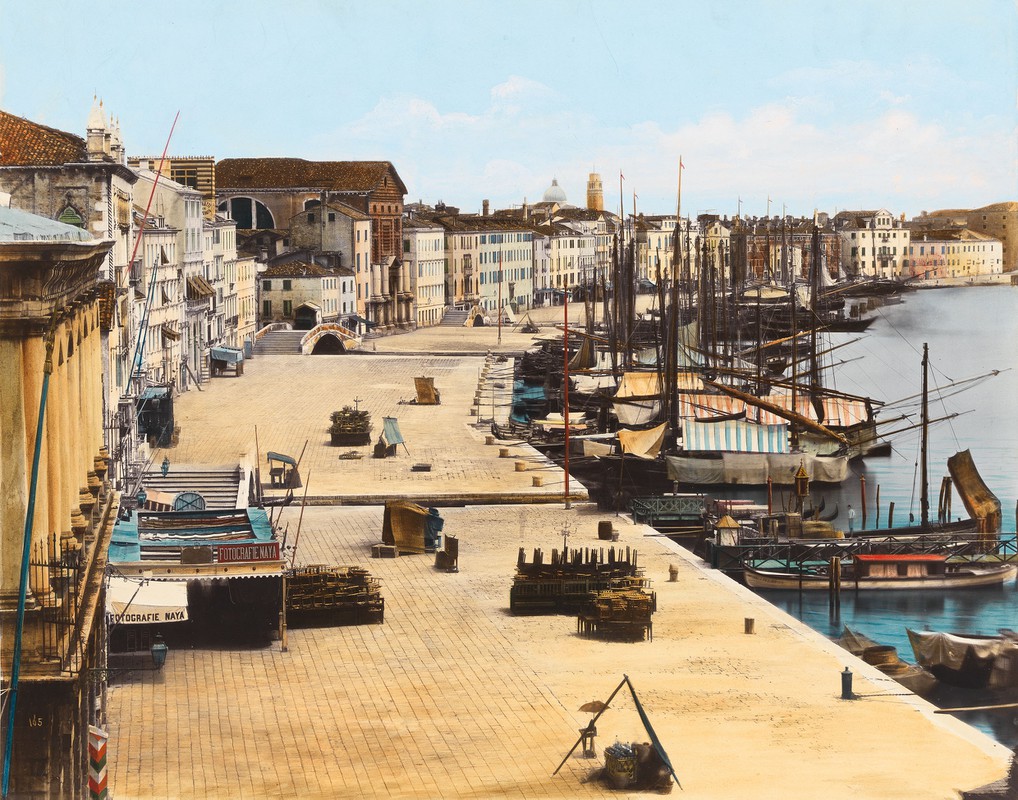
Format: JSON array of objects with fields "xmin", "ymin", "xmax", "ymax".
[{"xmin": 847, "ymin": 504, "xmax": 856, "ymax": 533}]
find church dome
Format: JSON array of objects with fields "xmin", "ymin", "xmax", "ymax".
[{"xmin": 542, "ymin": 178, "xmax": 567, "ymax": 204}]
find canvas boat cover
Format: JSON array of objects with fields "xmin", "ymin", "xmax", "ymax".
[
  {"xmin": 614, "ymin": 372, "xmax": 662, "ymax": 426},
  {"xmin": 908, "ymin": 629, "xmax": 1009, "ymax": 672},
  {"xmin": 107, "ymin": 576, "xmax": 188, "ymax": 624},
  {"xmin": 618, "ymin": 422, "xmax": 668, "ymax": 460},
  {"xmin": 665, "ymin": 451, "xmax": 848, "ymax": 486}
]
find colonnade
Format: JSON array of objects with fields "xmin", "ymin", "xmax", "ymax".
[{"xmin": 0, "ymin": 299, "xmax": 106, "ymax": 610}]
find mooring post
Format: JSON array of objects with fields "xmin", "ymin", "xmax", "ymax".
[{"xmin": 841, "ymin": 667, "xmax": 854, "ymax": 700}]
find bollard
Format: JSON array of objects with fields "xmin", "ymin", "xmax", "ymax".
[
  {"xmin": 499, "ymin": 447, "xmax": 510, "ymax": 458},
  {"xmin": 841, "ymin": 667, "xmax": 854, "ymax": 700},
  {"xmin": 668, "ymin": 564, "xmax": 678, "ymax": 582},
  {"xmin": 532, "ymin": 475, "xmax": 544, "ymax": 487},
  {"xmin": 744, "ymin": 618, "xmax": 755, "ymax": 634},
  {"xmin": 469, "ymin": 407, "xmax": 478, "ymax": 416},
  {"xmin": 515, "ymin": 460, "xmax": 527, "ymax": 472},
  {"xmin": 485, "ymin": 435, "xmax": 495, "ymax": 446}
]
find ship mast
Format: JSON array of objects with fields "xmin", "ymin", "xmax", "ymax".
[{"xmin": 921, "ymin": 342, "xmax": 930, "ymax": 527}]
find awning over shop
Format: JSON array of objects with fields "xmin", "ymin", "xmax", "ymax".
[
  {"xmin": 160, "ymin": 324, "xmax": 179, "ymax": 341},
  {"xmin": 210, "ymin": 346, "xmax": 244, "ymax": 364},
  {"xmin": 186, "ymin": 275, "xmax": 215, "ymax": 300},
  {"xmin": 139, "ymin": 386, "xmax": 170, "ymax": 402},
  {"xmin": 107, "ymin": 577, "xmax": 188, "ymax": 624}
]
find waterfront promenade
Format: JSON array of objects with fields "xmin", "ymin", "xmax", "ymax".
[{"xmin": 105, "ymin": 313, "xmax": 1012, "ymax": 799}]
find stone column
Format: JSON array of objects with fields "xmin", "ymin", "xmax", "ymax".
[
  {"xmin": 0, "ymin": 336, "xmax": 31, "ymax": 609},
  {"xmin": 370, "ymin": 263, "xmax": 381, "ymax": 297},
  {"xmin": 380, "ymin": 261, "xmax": 390, "ymax": 298},
  {"xmin": 21, "ymin": 335, "xmax": 53, "ymax": 606}
]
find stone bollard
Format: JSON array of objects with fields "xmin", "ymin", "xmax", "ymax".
[
  {"xmin": 515, "ymin": 460, "xmax": 526, "ymax": 472},
  {"xmin": 469, "ymin": 407, "xmax": 478, "ymax": 416},
  {"xmin": 668, "ymin": 564, "xmax": 678, "ymax": 582},
  {"xmin": 744, "ymin": 618, "xmax": 755, "ymax": 635},
  {"xmin": 532, "ymin": 475, "xmax": 544, "ymax": 487},
  {"xmin": 499, "ymin": 447, "xmax": 510, "ymax": 458},
  {"xmin": 485, "ymin": 435, "xmax": 495, "ymax": 445}
]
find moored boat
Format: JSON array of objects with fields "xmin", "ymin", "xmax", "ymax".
[
  {"xmin": 907, "ymin": 629, "xmax": 1018, "ymax": 689},
  {"xmin": 743, "ymin": 553, "xmax": 1017, "ymax": 591},
  {"xmin": 838, "ymin": 627, "xmax": 937, "ymax": 695}
]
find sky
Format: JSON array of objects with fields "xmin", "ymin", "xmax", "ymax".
[{"xmin": 0, "ymin": 0, "xmax": 1014, "ymax": 219}]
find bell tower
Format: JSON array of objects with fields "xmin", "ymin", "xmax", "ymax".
[{"xmin": 586, "ymin": 172, "xmax": 603, "ymax": 211}]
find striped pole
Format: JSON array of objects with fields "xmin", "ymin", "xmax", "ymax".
[{"xmin": 88, "ymin": 726, "xmax": 108, "ymax": 800}]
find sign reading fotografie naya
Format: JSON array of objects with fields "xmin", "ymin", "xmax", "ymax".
[{"xmin": 218, "ymin": 542, "xmax": 281, "ymax": 563}]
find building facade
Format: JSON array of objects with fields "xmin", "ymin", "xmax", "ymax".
[
  {"xmin": 0, "ymin": 205, "xmax": 117, "ymax": 797},
  {"xmin": 216, "ymin": 158, "xmax": 409, "ymax": 330},
  {"xmin": 0, "ymin": 102, "xmax": 142, "ymax": 490},
  {"xmin": 833, "ymin": 209, "xmax": 910, "ymax": 279},
  {"xmin": 402, "ymin": 217, "xmax": 446, "ymax": 327}
]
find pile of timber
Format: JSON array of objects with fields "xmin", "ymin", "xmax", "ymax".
[
  {"xmin": 510, "ymin": 545, "xmax": 642, "ymax": 615},
  {"xmin": 577, "ymin": 582, "xmax": 656, "ymax": 641},
  {"xmin": 286, "ymin": 565, "xmax": 384, "ymax": 626}
]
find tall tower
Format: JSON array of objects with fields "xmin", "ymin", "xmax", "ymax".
[{"xmin": 586, "ymin": 172, "xmax": 603, "ymax": 211}]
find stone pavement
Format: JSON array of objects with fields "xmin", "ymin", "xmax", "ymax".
[{"xmin": 103, "ymin": 319, "xmax": 1012, "ymax": 799}]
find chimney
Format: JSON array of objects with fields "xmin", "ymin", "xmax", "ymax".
[{"xmin": 482, "ymin": 199, "xmax": 490, "ymax": 217}]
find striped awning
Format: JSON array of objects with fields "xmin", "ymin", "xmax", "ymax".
[{"xmin": 682, "ymin": 419, "xmax": 789, "ymax": 453}]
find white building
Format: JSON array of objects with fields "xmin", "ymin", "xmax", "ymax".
[
  {"xmin": 132, "ymin": 167, "xmax": 210, "ymax": 387},
  {"xmin": 834, "ymin": 209, "xmax": 911, "ymax": 279},
  {"xmin": 402, "ymin": 217, "xmax": 446, "ymax": 327}
]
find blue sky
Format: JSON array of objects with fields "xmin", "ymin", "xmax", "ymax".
[{"xmin": 1, "ymin": 0, "xmax": 1014, "ymax": 218}]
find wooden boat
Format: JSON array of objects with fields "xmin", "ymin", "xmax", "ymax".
[
  {"xmin": 907, "ymin": 629, "xmax": 1018, "ymax": 689},
  {"xmin": 838, "ymin": 627, "xmax": 937, "ymax": 695},
  {"xmin": 743, "ymin": 553, "xmax": 1017, "ymax": 591}
]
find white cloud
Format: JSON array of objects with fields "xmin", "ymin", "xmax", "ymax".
[{"xmin": 313, "ymin": 78, "xmax": 1016, "ymax": 218}]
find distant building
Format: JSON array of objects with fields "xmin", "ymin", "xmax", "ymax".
[
  {"xmin": 833, "ymin": 209, "xmax": 910, "ymax": 279},
  {"xmin": 912, "ymin": 202, "xmax": 1018, "ymax": 273},
  {"xmin": 402, "ymin": 217, "xmax": 446, "ymax": 327},
  {"xmin": 128, "ymin": 155, "xmax": 217, "ymax": 219},
  {"xmin": 216, "ymin": 158, "xmax": 409, "ymax": 329},
  {"xmin": 903, "ymin": 229, "xmax": 1003, "ymax": 281},
  {"xmin": 259, "ymin": 260, "xmax": 353, "ymax": 330},
  {"xmin": 288, "ymin": 201, "xmax": 371, "ymax": 319}
]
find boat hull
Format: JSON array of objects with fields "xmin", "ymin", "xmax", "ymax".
[{"xmin": 744, "ymin": 563, "xmax": 1017, "ymax": 591}]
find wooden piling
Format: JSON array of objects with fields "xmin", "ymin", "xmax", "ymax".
[
  {"xmin": 888, "ymin": 501, "xmax": 895, "ymax": 529},
  {"xmin": 860, "ymin": 476, "xmax": 868, "ymax": 529}
]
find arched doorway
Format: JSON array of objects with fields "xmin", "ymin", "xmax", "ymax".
[{"xmin": 293, "ymin": 304, "xmax": 320, "ymax": 330}]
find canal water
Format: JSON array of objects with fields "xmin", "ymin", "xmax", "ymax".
[{"xmin": 761, "ymin": 285, "xmax": 1018, "ymax": 746}]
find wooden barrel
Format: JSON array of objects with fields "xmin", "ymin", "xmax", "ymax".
[{"xmin": 862, "ymin": 645, "xmax": 897, "ymax": 668}]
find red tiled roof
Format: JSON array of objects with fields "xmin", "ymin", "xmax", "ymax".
[
  {"xmin": 0, "ymin": 110, "xmax": 86, "ymax": 165},
  {"xmin": 262, "ymin": 261, "xmax": 332, "ymax": 278},
  {"xmin": 216, "ymin": 158, "xmax": 407, "ymax": 195}
]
